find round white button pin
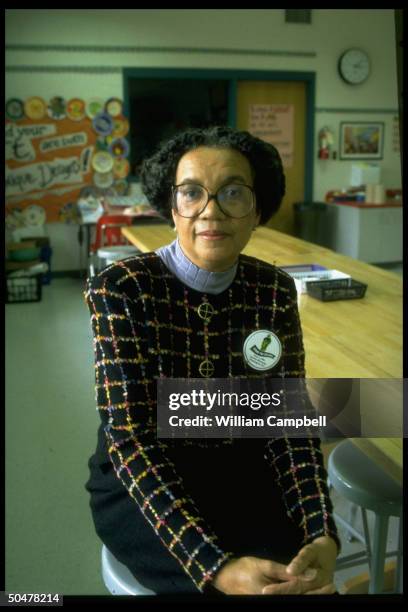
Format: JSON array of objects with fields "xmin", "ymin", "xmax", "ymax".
[{"xmin": 243, "ymin": 330, "xmax": 282, "ymax": 371}]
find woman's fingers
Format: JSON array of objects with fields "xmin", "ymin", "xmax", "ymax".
[
  {"xmin": 286, "ymin": 544, "xmax": 317, "ymax": 577},
  {"xmin": 255, "ymin": 558, "xmax": 299, "ymax": 583},
  {"xmin": 262, "ymin": 579, "xmax": 305, "ymax": 595},
  {"xmin": 262, "ymin": 580, "xmax": 337, "ymax": 596},
  {"xmin": 304, "ymin": 582, "xmax": 337, "ymax": 595}
]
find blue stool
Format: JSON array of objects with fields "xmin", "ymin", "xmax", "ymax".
[
  {"xmin": 328, "ymin": 440, "xmax": 403, "ymax": 593},
  {"xmin": 101, "ymin": 545, "xmax": 156, "ymax": 595}
]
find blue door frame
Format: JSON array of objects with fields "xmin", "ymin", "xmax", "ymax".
[{"xmin": 123, "ymin": 67, "xmax": 315, "ymax": 201}]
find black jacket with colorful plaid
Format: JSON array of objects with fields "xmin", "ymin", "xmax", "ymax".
[{"xmin": 84, "ymin": 251, "xmax": 339, "ymax": 592}]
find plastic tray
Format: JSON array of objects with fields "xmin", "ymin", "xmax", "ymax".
[
  {"xmin": 6, "ymin": 274, "xmax": 43, "ymax": 303},
  {"xmin": 306, "ymin": 278, "xmax": 367, "ymax": 301},
  {"xmin": 281, "ymin": 264, "xmax": 327, "ymax": 274}
]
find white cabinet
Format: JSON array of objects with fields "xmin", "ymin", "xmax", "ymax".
[{"xmin": 327, "ymin": 203, "xmax": 402, "ymax": 263}]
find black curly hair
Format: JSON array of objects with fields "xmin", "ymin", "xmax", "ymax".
[{"xmin": 139, "ymin": 125, "xmax": 285, "ymax": 225}]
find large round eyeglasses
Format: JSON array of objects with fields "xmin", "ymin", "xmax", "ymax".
[{"xmin": 172, "ymin": 183, "xmax": 256, "ymax": 219}]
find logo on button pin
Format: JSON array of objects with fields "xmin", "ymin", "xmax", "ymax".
[{"xmin": 243, "ymin": 330, "xmax": 282, "ymax": 371}]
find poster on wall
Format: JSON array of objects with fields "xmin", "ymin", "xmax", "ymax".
[
  {"xmin": 5, "ymin": 96, "xmax": 130, "ymax": 228},
  {"xmin": 248, "ymin": 104, "xmax": 294, "ymax": 168}
]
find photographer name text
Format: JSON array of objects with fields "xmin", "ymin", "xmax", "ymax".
[{"xmin": 168, "ymin": 414, "xmax": 326, "ymax": 428}]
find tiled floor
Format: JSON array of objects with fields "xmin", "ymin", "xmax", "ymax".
[
  {"xmin": 5, "ymin": 277, "xmax": 104, "ymax": 595},
  {"xmin": 5, "ymin": 272, "xmax": 402, "ymax": 595},
  {"xmin": 328, "ymin": 487, "xmax": 401, "ymax": 593}
]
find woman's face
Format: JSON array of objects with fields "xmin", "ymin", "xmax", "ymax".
[{"xmin": 172, "ymin": 147, "xmax": 260, "ymax": 272}]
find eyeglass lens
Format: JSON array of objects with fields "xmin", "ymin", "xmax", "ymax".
[{"xmin": 174, "ymin": 183, "xmax": 254, "ymax": 218}]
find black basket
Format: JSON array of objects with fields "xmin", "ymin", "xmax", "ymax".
[
  {"xmin": 306, "ymin": 278, "xmax": 367, "ymax": 301},
  {"xmin": 6, "ymin": 274, "xmax": 43, "ymax": 303}
]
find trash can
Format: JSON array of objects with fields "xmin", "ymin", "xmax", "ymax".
[{"xmin": 293, "ymin": 201, "xmax": 333, "ymax": 247}]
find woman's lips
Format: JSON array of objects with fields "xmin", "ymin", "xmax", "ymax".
[{"xmin": 197, "ymin": 231, "xmax": 229, "ymax": 241}]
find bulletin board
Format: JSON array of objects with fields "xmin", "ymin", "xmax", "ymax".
[{"xmin": 5, "ymin": 96, "xmax": 130, "ymax": 227}]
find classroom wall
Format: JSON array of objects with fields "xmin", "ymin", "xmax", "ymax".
[{"xmin": 6, "ymin": 9, "xmax": 401, "ymax": 271}]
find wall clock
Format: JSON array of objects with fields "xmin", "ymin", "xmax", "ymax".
[{"xmin": 338, "ymin": 48, "xmax": 370, "ymax": 85}]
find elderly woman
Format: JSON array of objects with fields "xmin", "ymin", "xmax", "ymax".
[{"xmin": 84, "ymin": 126, "xmax": 340, "ymax": 596}]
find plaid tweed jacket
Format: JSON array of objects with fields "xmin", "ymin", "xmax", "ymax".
[{"xmin": 84, "ymin": 251, "xmax": 339, "ymax": 592}]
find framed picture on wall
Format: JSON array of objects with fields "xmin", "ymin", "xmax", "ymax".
[{"xmin": 339, "ymin": 122, "xmax": 384, "ymax": 160}]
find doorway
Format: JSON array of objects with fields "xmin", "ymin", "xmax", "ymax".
[
  {"xmin": 124, "ymin": 68, "xmax": 315, "ymax": 236},
  {"xmin": 127, "ymin": 77, "xmax": 229, "ymax": 175}
]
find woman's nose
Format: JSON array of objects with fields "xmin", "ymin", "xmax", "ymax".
[{"xmin": 199, "ymin": 195, "xmax": 226, "ymax": 219}]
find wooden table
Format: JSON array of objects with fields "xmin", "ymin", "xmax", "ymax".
[{"xmin": 122, "ymin": 223, "xmax": 403, "ymax": 484}]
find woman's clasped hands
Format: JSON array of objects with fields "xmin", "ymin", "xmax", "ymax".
[{"xmin": 212, "ymin": 536, "xmax": 338, "ymax": 595}]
